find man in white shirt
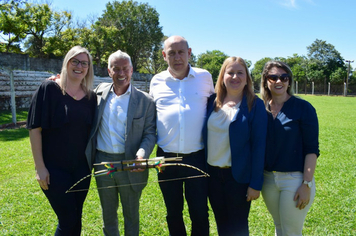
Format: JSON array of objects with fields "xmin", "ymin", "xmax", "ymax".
[
  {"xmin": 86, "ymin": 50, "xmax": 156, "ymax": 236},
  {"xmin": 150, "ymin": 35, "xmax": 214, "ymax": 236}
]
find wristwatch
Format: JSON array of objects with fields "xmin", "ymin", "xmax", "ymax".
[{"xmin": 303, "ymin": 180, "xmax": 313, "ymax": 188}]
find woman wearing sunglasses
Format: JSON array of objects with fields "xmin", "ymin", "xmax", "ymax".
[
  {"xmin": 27, "ymin": 46, "xmax": 97, "ymax": 235},
  {"xmin": 260, "ymin": 61, "xmax": 319, "ymax": 235},
  {"xmin": 202, "ymin": 57, "xmax": 267, "ymax": 235}
]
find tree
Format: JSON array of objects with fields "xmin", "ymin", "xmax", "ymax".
[
  {"xmin": 330, "ymin": 67, "xmax": 347, "ymax": 84},
  {"xmin": 251, "ymin": 57, "xmax": 273, "ymax": 89},
  {"xmin": 22, "ymin": 3, "xmax": 72, "ymax": 58},
  {"xmin": 189, "ymin": 52, "xmax": 197, "ymax": 67},
  {"xmin": 244, "ymin": 59, "xmax": 252, "ymax": 69},
  {"xmin": 138, "ymin": 36, "xmax": 167, "ymax": 74},
  {"xmin": 197, "ymin": 50, "xmax": 228, "ymax": 83},
  {"xmin": 43, "ymin": 26, "xmax": 84, "ymax": 58},
  {"xmin": 284, "ymin": 54, "xmax": 309, "ymax": 93},
  {"xmin": 285, "ymin": 54, "xmax": 308, "ymax": 82},
  {"xmin": 307, "ymin": 39, "xmax": 346, "ymax": 93},
  {"xmin": 0, "ymin": 0, "xmax": 26, "ymax": 52},
  {"xmin": 94, "ymin": 0, "xmax": 163, "ymax": 71}
]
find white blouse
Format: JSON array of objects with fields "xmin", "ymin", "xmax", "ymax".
[{"xmin": 207, "ymin": 102, "xmax": 240, "ymax": 167}]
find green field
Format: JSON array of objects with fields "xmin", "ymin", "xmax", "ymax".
[{"xmin": 0, "ymin": 95, "xmax": 355, "ymax": 235}]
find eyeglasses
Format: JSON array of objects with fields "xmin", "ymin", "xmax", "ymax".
[
  {"xmin": 266, "ymin": 74, "xmax": 290, "ymax": 82},
  {"xmin": 70, "ymin": 58, "xmax": 89, "ymax": 68}
]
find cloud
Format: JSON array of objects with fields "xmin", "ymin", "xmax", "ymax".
[
  {"xmin": 280, "ymin": 0, "xmax": 297, "ymax": 8},
  {"xmin": 277, "ymin": 0, "xmax": 315, "ymax": 9}
]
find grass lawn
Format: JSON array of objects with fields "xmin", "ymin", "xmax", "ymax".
[{"xmin": 0, "ymin": 95, "xmax": 355, "ymax": 235}]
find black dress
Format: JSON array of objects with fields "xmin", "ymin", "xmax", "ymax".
[{"xmin": 27, "ymin": 80, "xmax": 97, "ymax": 235}]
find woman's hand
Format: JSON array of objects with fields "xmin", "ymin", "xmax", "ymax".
[
  {"xmin": 246, "ymin": 187, "xmax": 260, "ymax": 201},
  {"xmin": 294, "ymin": 184, "xmax": 311, "ymax": 210},
  {"xmin": 36, "ymin": 167, "xmax": 50, "ymax": 190}
]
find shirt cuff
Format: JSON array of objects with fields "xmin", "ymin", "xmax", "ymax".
[{"xmin": 136, "ymin": 148, "xmax": 146, "ymax": 159}]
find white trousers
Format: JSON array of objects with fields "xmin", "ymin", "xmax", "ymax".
[{"xmin": 262, "ymin": 171, "xmax": 315, "ymax": 236}]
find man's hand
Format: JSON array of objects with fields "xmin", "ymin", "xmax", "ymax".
[
  {"xmin": 130, "ymin": 156, "xmax": 145, "ymax": 172},
  {"xmin": 48, "ymin": 74, "xmax": 60, "ymax": 82}
]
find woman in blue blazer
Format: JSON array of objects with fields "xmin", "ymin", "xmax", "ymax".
[{"xmin": 202, "ymin": 57, "xmax": 267, "ymax": 235}]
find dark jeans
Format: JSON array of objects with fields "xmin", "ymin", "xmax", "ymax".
[
  {"xmin": 157, "ymin": 147, "xmax": 209, "ymax": 236},
  {"xmin": 43, "ymin": 167, "xmax": 90, "ymax": 236},
  {"xmin": 208, "ymin": 164, "xmax": 251, "ymax": 236}
]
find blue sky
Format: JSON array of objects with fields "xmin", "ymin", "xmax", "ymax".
[{"xmin": 43, "ymin": 0, "xmax": 356, "ymax": 67}]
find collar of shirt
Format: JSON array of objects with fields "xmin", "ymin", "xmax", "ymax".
[
  {"xmin": 165, "ymin": 64, "xmax": 196, "ymax": 81},
  {"xmin": 111, "ymin": 83, "xmax": 132, "ymax": 97}
]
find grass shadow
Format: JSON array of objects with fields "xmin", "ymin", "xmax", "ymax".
[
  {"xmin": 0, "ymin": 109, "xmax": 28, "ymax": 125},
  {"xmin": 0, "ymin": 128, "xmax": 28, "ymax": 141}
]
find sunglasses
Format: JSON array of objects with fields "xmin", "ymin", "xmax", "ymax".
[
  {"xmin": 266, "ymin": 74, "xmax": 290, "ymax": 82},
  {"xmin": 70, "ymin": 58, "xmax": 89, "ymax": 68}
]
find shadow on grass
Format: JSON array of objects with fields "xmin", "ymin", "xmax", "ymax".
[
  {"xmin": 0, "ymin": 109, "xmax": 28, "ymax": 125},
  {"xmin": 0, "ymin": 128, "xmax": 28, "ymax": 141}
]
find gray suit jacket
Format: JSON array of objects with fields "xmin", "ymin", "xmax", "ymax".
[{"xmin": 85, "ymin": 82, "xmax": 156, "ymax": 192}]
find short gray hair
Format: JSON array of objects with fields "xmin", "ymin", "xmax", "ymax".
[{"xmin": 108, "ymin": 50, "xmax": 132, "ymax": 69}]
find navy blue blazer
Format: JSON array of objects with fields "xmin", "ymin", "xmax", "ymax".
[{"xmin": 202, "ymin": 93, "xmax": 267, "ymax": 190}]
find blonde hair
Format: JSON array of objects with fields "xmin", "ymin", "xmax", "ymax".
[
  {"xmin": 60, "ymin": 46, "xmax": 94, "ymax": 98},
  {"xmin": 215, "ymin": 57, "xmax": 255, "ymax": 111}
]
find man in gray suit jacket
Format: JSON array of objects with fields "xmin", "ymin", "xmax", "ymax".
[{"xmin": 85, "ymin": 50, "xmax": 156, "ymax": 236}]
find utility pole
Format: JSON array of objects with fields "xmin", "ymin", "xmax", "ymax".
[{"xmin": 345, "ymin": 60, "xmax": 354, "ymax": 96}]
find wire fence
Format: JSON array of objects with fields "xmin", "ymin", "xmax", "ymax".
[{"xmin": 294, "ymin": 81, "xmax": 356, "ymax": 96}]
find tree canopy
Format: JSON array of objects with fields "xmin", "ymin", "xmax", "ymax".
[
  {"xmin": 95, "ymin": 0, "xmax": 163, "ymax": 70},
  {"xmin": 197, "ymin": 50, "xmax": 228, "ymax": 83},
  {"xmin": 307, "ymin": 39, "xmax": 345, "ymax": 82}
]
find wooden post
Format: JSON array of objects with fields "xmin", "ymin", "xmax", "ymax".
[
  {"xmin": 10, "ymin": 70, "xmax": 17, "ymax": 124},
  {"xmin": 295, "ymin": 81, "xmax": 298, "ymax": 95}
]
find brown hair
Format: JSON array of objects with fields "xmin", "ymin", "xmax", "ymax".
[{"xmin": 260, "ymin": 60, "xmax": 294, "ymax": 108}]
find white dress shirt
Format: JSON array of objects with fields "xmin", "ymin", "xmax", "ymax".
[
  {"xmin": 207, "ymin": 102, "xmax": 240, "ymax": 167},
  {"xmin": 150, "ymin": 66, "xmax": 214, "ymax": 154},
  {"xmin": 96, "ymin": 85, "xmax": 131, "ymax": 154}
]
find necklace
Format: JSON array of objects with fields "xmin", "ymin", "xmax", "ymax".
[{"xmin": 66, "ymin": 86, "xmax": 82, "ymax": 100}]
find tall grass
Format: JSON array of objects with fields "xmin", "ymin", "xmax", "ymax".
[{"xmin": 0, "ymin": 95, "xmax": 355, "ymax": 235}]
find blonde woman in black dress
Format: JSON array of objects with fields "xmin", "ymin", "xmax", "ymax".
[{"xmin": 27, "ymin": 46, "xmax": 97, "ymax": 235}]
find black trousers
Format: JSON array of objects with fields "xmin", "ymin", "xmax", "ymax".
[
  {"xmin": 43, "ymin": 166, "xmax": 90, "ymax": 236},
  {"xmin": 157, "ymin": 147, "xmax": 209, "ymax": 236},
  {"xmin": 208, "ymin": 164, "xmax": 251, "ymax": 236}
]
